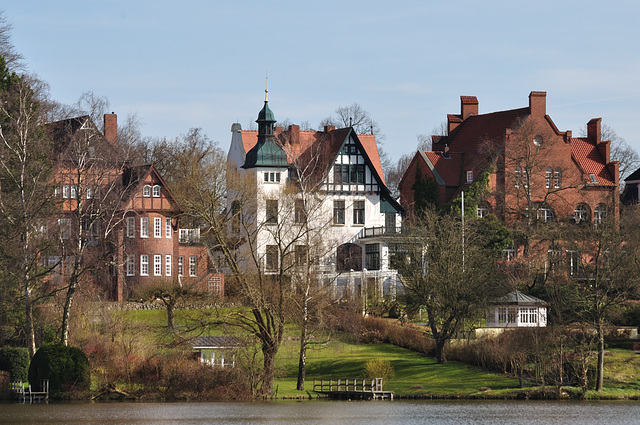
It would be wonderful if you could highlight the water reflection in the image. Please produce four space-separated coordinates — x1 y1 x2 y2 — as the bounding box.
2 400 640 425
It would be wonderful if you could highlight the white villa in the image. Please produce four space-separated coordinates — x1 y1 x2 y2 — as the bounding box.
225 93 405 300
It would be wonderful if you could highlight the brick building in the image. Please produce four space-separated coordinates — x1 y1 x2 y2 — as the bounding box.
46 114 221 301
399 91 619 227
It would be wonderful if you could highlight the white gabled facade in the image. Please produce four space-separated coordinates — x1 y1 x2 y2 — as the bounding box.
225 97 405 301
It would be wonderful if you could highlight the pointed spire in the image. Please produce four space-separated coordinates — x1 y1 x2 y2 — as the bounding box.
265 72 269 102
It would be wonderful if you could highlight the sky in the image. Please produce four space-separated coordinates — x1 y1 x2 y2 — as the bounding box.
2 1 640 165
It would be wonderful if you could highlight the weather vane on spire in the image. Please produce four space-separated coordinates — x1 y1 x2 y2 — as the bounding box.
265 72 269 102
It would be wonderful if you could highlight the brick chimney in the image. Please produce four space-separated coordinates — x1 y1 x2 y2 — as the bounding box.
529 91 547 117
104 113 117 145
587 118 602 144
460 96 478 120
288 124 300 145
324 125 335 133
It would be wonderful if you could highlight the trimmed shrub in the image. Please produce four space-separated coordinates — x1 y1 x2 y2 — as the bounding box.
0 346 29 381
28 345 90 396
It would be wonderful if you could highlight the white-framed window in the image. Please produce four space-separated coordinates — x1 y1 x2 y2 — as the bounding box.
153 185 161 197
154 254 162 276
189 256 197 277
140 217 149 238
554 168 561 189
537 205 554 223
594 204 607 225
70 185 78 199
62 185 70 199
263 172 281 183
140 254 149 276
545 167 552 189
567 250 581 276
154 217 162 238
165 217 172 238
477 204 489 218
353 200 365 225
126 217 135 238
178 256 184 277
466 170 473 184
265 246 278 271
126 255 135 276
86 186 94 199
58 218 72 239
333 200 345 225
143 185 152 197
514 167 521 188
165 255 171 276
574 204 589 224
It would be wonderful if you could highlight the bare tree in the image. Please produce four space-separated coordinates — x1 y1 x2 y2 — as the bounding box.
0 62 56 357
398 209 504 363
0 11 25 72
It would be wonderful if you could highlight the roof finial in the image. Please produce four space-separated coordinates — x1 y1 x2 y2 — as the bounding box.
265 72 269 102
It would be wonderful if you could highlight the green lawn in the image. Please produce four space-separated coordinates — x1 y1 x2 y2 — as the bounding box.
273 337 521 398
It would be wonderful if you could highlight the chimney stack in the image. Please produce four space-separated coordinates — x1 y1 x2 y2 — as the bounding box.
104 113 117 145
529 91 547 117
288 124 300 145
460 96 478 120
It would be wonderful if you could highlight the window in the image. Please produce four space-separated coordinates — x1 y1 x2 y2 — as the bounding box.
126 217 135 238
265 246 278 271
294 199 306 224
574 204 589 224
178 256 184 277
63 185 70 199
514 166 522 188
477 204 489 218
554 168 561 189
537 205 554 223
334 164 365 184
333 200 345 225
143 185 151 197
165 255 171 276
83 218 100 241
594 204 606 225
265 200 278 224
166 217 172 238
140 255 149 276
55 186 62 197
503 248 516 261
154 255 162 276
567 250 581 276
466 170 473 184
70 185 77 199
189 256 197 277
533 135 543 146
589 174 598 184
545 167 552 189
498 307 508 324
365 243 380 271
263 172 281 183
385 213 397 234
295 245 308 267
154 217 162 238
58 218 71 239
152 185 161 197
353 200 365 225
126 255 135 276
86 186 94 199
140 217 149 238
520 307 538 324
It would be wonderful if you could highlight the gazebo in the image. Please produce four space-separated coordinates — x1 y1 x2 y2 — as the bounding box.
486 291 547 328
192 336 243 368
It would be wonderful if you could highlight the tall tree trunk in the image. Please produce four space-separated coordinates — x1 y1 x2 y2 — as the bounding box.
166 300 175 330
261 342 278 398
61 274 78 346
23 278 36 357
596 322 605 392
435 338 447 364
297 317 308 391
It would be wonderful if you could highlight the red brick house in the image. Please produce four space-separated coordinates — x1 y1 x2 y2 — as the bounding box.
399 91 619 227
46 114 221 301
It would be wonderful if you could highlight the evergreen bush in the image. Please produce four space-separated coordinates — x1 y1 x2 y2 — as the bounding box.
28 345 90 395
0 346 29 381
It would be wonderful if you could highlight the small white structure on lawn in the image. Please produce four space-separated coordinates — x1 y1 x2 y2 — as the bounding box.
192 336 242 368
486 291 547 328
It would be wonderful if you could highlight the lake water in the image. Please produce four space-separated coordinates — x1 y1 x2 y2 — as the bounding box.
2 400 640 425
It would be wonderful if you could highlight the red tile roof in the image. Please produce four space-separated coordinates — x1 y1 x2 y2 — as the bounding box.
423 151 464 186
570 137 615 186
240 128 386 185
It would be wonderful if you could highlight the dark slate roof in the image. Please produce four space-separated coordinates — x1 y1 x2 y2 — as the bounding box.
191 336 243 349
243 137 289 167
625 167 640 182
491 290 547 306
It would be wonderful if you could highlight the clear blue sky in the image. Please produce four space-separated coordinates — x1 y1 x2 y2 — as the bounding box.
3 1 639 163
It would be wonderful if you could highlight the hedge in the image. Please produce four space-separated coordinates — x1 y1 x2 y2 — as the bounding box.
28 345 90 395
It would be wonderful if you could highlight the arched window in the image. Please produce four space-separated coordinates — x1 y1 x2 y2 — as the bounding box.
594 204 607 225
142 185 151 197
533 135 543 146
537 205 555 223
574 204 590 224
545 167 552 189
515 166 522 188
152 185 161 197
554 168 562 189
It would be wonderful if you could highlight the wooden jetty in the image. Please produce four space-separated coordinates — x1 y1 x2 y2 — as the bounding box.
313 378 393 400
10 379 49 403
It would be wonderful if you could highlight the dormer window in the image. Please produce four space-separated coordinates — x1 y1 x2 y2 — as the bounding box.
589 174 598 184
143 185 152 197
153 185 161 197
466 171 473 184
